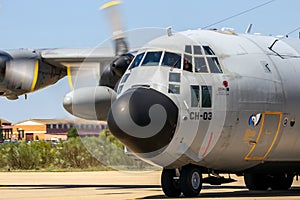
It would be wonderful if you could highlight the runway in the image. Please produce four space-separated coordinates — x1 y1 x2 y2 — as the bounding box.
1 171 300 200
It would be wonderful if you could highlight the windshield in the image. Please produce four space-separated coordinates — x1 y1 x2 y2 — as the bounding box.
162 52 181 68
127 48 222 74
129 52 145 69
129 50 182 69
141 51 162 66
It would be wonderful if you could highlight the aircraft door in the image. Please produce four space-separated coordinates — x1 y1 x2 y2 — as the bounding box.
245 112 282 161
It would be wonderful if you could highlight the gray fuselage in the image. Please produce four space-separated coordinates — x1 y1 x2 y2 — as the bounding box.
109 29 300 174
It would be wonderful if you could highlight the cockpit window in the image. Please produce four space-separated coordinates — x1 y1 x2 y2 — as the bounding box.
129 52 145 69
183 54 193 72
207 57 223 73
162 52 181 68
126 46 223 74
195 57 208 73
203 46 215 55
185 45 192 54
141 51 162 66
193 45 202 55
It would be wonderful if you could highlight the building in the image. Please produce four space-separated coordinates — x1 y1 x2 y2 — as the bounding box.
7 119 107 142
0 119 13 142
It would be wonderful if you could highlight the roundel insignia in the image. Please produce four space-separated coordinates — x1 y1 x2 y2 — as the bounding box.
283 117 288 127
248 113 262 127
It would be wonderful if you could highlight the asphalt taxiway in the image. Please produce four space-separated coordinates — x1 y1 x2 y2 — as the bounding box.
1 171 300 200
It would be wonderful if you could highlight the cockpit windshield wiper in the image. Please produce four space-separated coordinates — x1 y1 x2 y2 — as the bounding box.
172 57 181 69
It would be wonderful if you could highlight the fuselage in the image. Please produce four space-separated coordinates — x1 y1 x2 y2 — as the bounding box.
107 29 300 174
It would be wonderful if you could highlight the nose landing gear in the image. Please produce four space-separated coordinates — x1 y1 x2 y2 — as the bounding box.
161 169 181 197
161 165 203 198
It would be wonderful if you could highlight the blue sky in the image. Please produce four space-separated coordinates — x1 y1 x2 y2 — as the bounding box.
0 0 299 123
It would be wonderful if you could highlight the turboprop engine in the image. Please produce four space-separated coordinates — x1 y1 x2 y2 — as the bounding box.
0 49 65 100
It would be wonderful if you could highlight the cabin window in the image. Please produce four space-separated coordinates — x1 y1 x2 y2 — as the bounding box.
168 84 180 94
129 52 145 69
169 72 181 82
191 85 200 107
162 52 181 68
202 85 212 108
141 51 162 66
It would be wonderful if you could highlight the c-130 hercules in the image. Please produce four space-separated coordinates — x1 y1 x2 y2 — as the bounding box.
2 0 300 197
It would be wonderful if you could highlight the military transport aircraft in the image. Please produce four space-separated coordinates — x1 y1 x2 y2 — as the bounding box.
2 0 300 198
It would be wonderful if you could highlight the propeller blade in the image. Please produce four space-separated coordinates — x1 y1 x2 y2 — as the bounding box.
100 0 128 57
66 64 74 90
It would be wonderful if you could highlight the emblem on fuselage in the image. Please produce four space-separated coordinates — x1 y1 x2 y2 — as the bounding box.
248 113 262 127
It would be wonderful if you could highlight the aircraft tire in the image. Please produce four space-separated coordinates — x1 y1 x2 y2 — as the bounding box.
244 173 270 190
271 174 294 190
180 165 202 197
161 169 181 197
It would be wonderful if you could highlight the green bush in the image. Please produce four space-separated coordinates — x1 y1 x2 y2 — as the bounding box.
0 130 156 171
54 137 101 169
4 142 39 170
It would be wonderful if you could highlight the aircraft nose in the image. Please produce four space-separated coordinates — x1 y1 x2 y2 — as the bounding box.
107 87 178 154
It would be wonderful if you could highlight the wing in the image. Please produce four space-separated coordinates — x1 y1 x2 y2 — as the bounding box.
40 47 115 90
40 47 114 66
0 0 129 100
0 47 115 99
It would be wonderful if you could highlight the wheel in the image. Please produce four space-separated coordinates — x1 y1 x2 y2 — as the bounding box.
271 174 294 190
180 165 202 197
161 168 181 197
244 173 271 190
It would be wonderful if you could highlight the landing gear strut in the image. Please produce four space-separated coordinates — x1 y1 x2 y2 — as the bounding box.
161 165 202 197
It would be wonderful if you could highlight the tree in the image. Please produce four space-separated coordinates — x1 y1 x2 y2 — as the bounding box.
0 120 3 142
67 127 79 139
0 132 3 142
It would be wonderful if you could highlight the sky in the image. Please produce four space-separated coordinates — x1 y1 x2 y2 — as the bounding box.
0 0 299 123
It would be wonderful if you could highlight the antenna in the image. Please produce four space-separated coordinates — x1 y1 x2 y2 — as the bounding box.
167 27 173 37
245 24 253 34
202 0 275 29
286 27 300 38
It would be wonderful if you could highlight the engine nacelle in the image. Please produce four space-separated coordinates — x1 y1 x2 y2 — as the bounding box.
63 86 117 121
0 49 66 99
111 53 134 77
99 53 133 89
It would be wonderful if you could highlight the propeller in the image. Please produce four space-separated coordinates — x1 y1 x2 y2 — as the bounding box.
63 0 133 121
63 2 166 172
100 0 128 56
99 0 133 89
